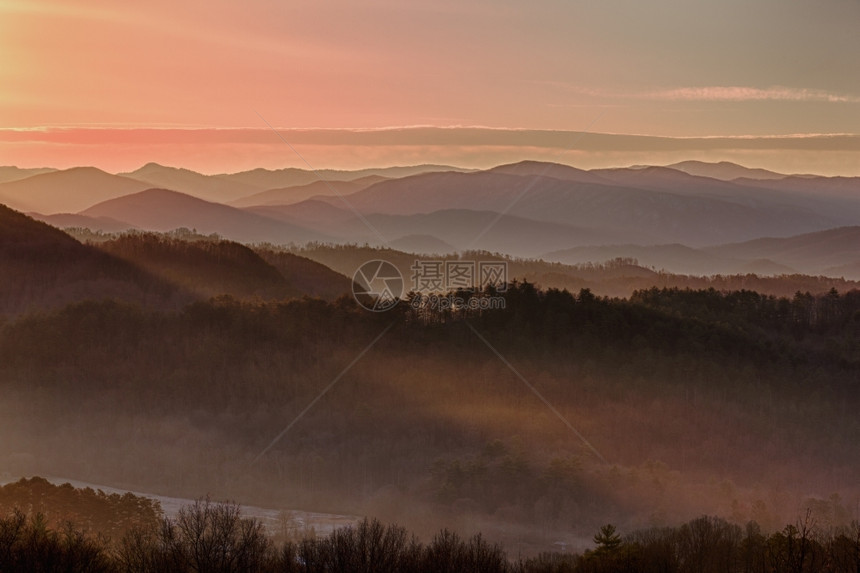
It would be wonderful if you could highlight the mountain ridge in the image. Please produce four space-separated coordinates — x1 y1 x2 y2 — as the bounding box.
81 188 331 245
0 167 152 214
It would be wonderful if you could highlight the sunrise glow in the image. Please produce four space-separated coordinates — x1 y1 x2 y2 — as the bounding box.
2 0 860 173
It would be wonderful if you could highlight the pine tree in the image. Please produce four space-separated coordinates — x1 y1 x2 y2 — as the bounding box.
593 523 622 553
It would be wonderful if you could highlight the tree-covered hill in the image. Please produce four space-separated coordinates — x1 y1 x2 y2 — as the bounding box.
0 476 161 540
1 283 857 551
0 204 180 315
0 207 353 316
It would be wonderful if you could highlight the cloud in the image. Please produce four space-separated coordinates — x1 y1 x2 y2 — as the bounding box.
3 126 859 151
649 86 860 103
538 83 860 105
2 126 860 175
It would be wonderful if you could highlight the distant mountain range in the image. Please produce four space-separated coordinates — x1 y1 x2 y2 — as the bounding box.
545 227 860 279
81 188 329 245
229 176 386 208
2 159 859 279
119 163 262 204
303 165 841 246
0 167 152 214
0 166 57 184
215 163 472 191
703 226 860 277
665 160 787 181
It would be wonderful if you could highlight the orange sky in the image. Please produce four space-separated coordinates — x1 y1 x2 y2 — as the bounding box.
2 0 860 174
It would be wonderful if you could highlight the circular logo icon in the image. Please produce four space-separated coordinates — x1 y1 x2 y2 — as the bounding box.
352 260 404 312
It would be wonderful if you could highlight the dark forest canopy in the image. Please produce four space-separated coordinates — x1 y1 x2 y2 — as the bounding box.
0 211 352 316
0 477 160 541
1 283 858 552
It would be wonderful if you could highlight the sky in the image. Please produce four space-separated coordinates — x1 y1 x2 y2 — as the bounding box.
2 0 859 174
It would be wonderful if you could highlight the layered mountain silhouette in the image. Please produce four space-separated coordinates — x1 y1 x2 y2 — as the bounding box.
487 159 611 184
81 188 329 244
120 163 261 204
388 234 456 254
703 226 860 278
0 166 57 184
545 227 860 279
666 160 787 181
217 164 470 192
305 165 840 246
267 207 626 257
243 200 358 227
230 176 386 208
0 167 151 214
3 159 859 279
544 243 741 276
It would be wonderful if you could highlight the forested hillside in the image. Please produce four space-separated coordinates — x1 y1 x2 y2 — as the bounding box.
289 243 860 298
0 477 161 540
0 205 180 315
1 281 857 551
0 210 352 316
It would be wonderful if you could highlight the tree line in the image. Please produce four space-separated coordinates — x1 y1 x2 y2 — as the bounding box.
3 497 860 572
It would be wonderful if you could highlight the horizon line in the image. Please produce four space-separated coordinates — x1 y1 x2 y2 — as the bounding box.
2 125 859 140
0 157 836 179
